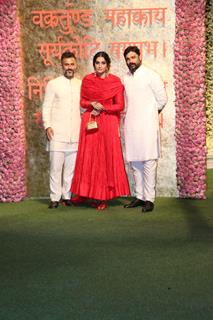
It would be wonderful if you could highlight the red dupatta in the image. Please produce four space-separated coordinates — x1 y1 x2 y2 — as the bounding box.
81 73 123 102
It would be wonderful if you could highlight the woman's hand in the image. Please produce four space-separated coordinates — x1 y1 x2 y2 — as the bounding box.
91 101 104 111
91 109 101 116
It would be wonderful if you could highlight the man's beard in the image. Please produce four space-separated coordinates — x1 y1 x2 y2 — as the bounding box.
128 63 140 74
64 69 74 79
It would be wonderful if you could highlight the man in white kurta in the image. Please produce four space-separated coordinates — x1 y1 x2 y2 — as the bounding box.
123 46 167 212
42 51 81 209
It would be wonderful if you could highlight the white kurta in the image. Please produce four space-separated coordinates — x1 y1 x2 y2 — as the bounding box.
123 65 167 162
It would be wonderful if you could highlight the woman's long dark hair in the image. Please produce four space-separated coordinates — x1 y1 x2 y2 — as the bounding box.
93 51 111 69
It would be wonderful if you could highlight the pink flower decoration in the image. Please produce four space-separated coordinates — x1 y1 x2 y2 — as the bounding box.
174 0 207 199
0 0 26 202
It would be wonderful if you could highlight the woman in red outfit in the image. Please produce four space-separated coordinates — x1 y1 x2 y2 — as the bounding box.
71 51 130 210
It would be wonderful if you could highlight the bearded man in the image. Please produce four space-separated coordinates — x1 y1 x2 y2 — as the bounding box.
123 46 167 213
42 51 81 209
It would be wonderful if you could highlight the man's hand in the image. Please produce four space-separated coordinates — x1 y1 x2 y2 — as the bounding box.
46 127 54 141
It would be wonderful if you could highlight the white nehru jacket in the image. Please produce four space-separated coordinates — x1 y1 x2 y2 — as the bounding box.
42 75 82 146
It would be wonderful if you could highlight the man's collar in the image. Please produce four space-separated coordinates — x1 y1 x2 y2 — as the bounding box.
127 64 143 76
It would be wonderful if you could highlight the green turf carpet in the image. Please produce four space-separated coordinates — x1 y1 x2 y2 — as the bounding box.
0 170 212 320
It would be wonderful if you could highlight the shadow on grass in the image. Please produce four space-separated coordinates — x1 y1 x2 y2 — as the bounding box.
35 197 128 208
177 198 213 241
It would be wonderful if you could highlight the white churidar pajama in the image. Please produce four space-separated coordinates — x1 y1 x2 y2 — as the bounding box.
49 145 77 201
131 160 157 203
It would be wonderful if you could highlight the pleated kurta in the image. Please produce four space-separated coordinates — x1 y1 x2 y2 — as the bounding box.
123 65 167 162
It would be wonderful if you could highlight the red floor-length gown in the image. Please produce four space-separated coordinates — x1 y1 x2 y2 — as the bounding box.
71 73 130 200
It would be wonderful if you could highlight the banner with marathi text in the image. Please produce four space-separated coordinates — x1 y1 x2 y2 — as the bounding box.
18 0 177 197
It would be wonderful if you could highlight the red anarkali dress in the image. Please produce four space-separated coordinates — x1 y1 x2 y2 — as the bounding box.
71 73 130 200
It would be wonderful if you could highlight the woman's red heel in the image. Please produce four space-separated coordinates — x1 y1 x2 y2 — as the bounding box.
96 201 107 210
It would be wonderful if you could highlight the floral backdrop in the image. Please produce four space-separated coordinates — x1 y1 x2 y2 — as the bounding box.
174 0 207 199
0 0 26 202
0 0 212 201
206 0 213 155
